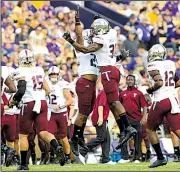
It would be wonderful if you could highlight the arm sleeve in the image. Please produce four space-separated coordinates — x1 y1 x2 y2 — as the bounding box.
13 80 27 102
98 92 107 106
139 92 148 108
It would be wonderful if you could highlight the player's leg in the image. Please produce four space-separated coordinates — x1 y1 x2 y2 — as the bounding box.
35 100 66 166
57 112 75 163
1 105 15 167
16 102 35 170
170 131 180 162
71 78 96 155
100 66 136 148
166 112 180 162
147 100 170 168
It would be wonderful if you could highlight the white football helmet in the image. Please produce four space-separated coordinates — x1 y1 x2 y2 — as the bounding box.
48 66 60 83
18 49 35 65
91 18 110 36
147 44 167 62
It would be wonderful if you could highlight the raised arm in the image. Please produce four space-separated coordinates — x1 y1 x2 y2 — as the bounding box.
75 5 83 45
63 32 103 53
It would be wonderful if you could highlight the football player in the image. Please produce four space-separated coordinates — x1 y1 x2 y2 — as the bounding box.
47 66 75 163
63 18 137 149
68 7 99 156
9 49 66 170
146 44 180 168
1 66 16 167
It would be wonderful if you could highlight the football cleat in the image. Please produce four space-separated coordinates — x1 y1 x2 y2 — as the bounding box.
15 165 29 171
55 146 66 166
5 148 15 167
149 158 167 168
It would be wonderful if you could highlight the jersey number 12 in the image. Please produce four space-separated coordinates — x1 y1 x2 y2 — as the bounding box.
165 71 175 86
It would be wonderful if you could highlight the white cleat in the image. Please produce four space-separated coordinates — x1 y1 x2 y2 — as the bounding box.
133 160 140 163
118 159 130 163
79 153 86 165
102 161 116 165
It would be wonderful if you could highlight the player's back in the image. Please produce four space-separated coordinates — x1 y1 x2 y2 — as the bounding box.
93 29 117 67
148 60 176 101
14 66 45 103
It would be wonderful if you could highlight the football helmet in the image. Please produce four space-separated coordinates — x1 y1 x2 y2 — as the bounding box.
18 49 35 65
48 66 60 83
147 44 167 62
91 18 110 36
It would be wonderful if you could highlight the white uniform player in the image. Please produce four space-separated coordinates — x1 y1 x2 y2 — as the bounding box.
147 60 176 101
92 28 117 67
13 66 45 104
77 29 99 76
48 80 69 114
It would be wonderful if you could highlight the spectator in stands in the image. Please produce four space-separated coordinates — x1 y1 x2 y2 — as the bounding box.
114 26 127 43
46 37 61 57
164 14 175 37
70 62 78 78
170 26 180 49
15 24 29 49
137 44 148 69
149 23 160 49
136 16 152 50
119 75 148 163
122 30 139 57
124 14 138 31
147 6 159 25
166 48 178 62
138 7 147 22
60 62 73 82
2 25 15 44
157 14 167 37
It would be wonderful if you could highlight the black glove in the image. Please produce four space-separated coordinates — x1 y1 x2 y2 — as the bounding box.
63 32 75 44
146 87 155 95
120 48 130 60
75 5 80 25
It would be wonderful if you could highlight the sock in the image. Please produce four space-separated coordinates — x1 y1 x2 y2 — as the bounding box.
72 125 81 142
174 146 180 156
152 143 164 160
116 119 125 132
20 151 27 166
50 139 59 150
79 123 86 139
120 114 130 128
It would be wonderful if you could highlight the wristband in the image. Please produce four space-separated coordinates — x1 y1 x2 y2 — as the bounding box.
69 38 75 45
75 22 81 26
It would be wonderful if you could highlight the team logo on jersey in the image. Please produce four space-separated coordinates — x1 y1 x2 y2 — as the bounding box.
123 94 126 96
133 93 137 97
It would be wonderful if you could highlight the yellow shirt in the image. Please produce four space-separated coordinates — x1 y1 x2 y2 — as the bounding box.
147 12 158 25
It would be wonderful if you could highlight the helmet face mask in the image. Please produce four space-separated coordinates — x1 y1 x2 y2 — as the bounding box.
147 44 167 63
18 49 35 66
91 19 110 36
48 66 60 83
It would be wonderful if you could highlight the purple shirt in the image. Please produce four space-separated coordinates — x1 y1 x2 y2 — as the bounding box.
46 43 61 56
166 56 178 62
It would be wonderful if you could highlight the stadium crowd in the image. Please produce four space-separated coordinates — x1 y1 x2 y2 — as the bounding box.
1 0 180 169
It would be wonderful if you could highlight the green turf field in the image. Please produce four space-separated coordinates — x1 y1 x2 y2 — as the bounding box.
2 163 180 171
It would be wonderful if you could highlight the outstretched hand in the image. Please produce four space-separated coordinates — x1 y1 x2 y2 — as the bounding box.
75 5 80 24
63 32 74 44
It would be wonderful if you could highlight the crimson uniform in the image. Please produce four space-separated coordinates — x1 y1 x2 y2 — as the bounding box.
147 60 180 131
13 66 48 135
119 87 148 121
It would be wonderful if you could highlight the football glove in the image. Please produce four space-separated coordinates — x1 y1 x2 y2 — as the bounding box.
146 87 155 95
63 32 75 44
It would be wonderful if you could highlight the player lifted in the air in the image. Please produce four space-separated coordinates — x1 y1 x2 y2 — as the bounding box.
63 16 137 149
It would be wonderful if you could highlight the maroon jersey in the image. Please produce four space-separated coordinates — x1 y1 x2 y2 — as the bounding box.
119 87 148 121
91 90 110 126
